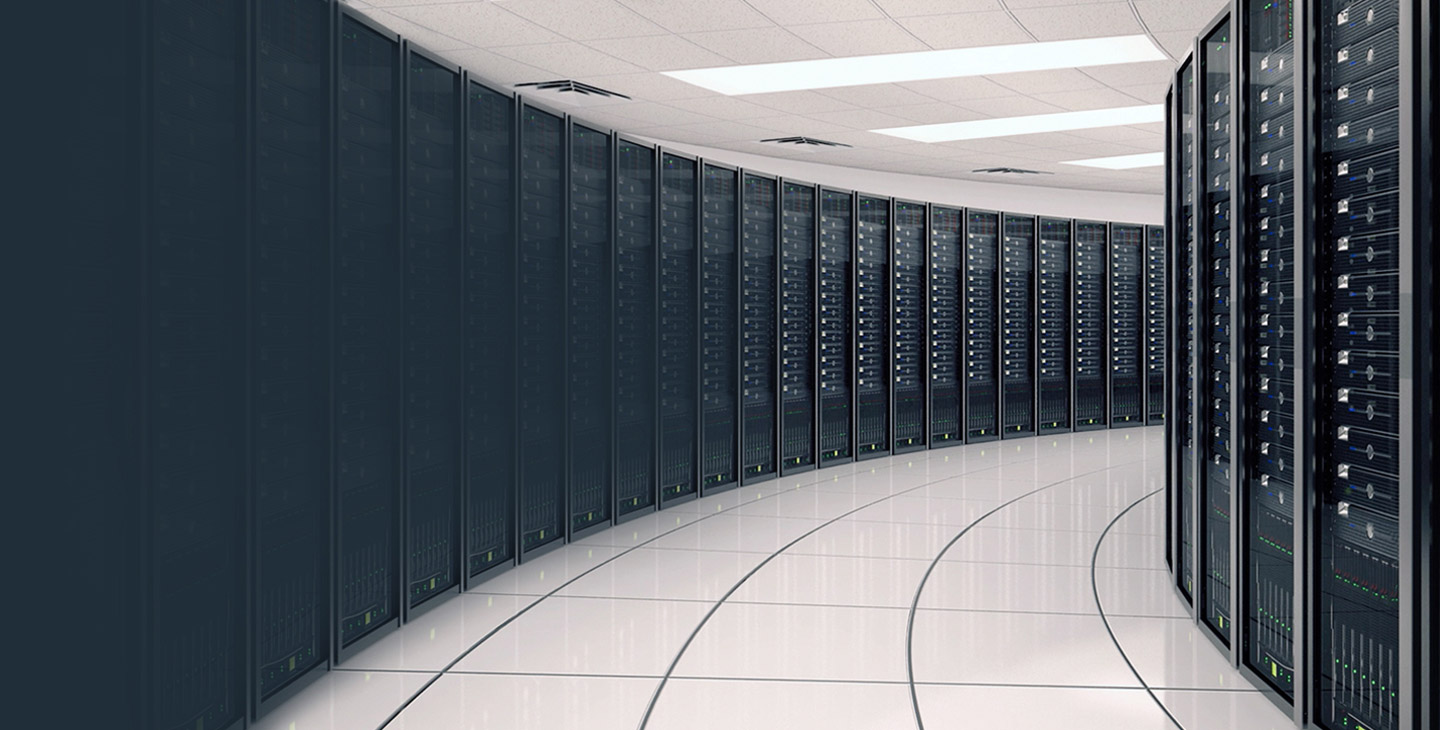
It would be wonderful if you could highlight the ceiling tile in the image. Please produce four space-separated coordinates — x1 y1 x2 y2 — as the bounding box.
1029 86 1151 110
359 9 470 51
743 0 884 26
988 68 1103 95
580 72 719 101
787 20 931 56
808 107 916 130
612 0 774 33
489 43 646 78
445 47 551 86
682 27 830 63
1063 125 1164 144
1132 0 1229 32
884 102 985 124
593 101 719 126
665 95 782 120
499 0 670 41
796 129 914 148
1152 30 1197 60
1077 59 1177 88
1009 2 1142 40
745 115 855 136
1051 140 1156 157
586 35 733 71
956 95 1066 117
816 83 935 109
1003 0 1127 7
385 3 565 47
898 76 1017 101
657 119 788 141
871 0 1000 18
747 90 860 115
897 11 1032 49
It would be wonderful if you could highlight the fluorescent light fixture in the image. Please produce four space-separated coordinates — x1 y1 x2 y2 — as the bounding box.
663 35 1166 95
873 105 1165 142
1061 152 1165 170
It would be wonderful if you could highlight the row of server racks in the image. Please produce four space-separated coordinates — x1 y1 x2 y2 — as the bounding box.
1164 1 1437 729
51 1 1180 727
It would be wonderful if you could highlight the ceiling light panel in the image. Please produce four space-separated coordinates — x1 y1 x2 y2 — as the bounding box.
1060 151 1165 169
873 104 1165 142
662 35 1167 95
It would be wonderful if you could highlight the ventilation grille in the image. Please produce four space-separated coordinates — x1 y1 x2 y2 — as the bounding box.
514 79 631 100
970 167 1053 175
759 136 853 148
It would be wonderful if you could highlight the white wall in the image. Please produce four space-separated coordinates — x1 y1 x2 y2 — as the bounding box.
637 137 1165 226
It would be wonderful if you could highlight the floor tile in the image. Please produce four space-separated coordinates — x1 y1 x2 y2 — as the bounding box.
728 553 930 608
646 678 913 730
919 560 1098 614
788 519 956 560
343 593 530 671
914 684 1175 730
250 670 434 730
910 608 1141 688
1095 565 1193 618
673 602 909 682
1108 615 1261 690
558 548 767 601
469 544 625 596
387 673 657 730
642 513 824 553
1155 688 1297 730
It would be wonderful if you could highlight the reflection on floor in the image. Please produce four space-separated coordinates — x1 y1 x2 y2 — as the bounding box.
254 427 1294 730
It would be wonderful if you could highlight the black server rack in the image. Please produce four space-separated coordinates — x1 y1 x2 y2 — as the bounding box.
1146 224 1168 425
1239 0 1299 699
930 206 965 445
1198 17 1234 644
1176 57 1199 603
1073 220 1109 431
741 174 779 482
147 0 248 725
251 0 331 709
462 81 514 579
402 50 461 609
818 189 855 464
893 200 928 452
1037 217 1073 434
1109 223 1145 427
568 124 612 534
855 195 891 459
700 163 739 492
615 140 658 516
659 152 699 503
517 105 566 554
965 209 1001 442
335 10 401 659
780 181 818 473
1001 214 1037 438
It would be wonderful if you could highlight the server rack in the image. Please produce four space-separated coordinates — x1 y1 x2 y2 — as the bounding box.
1166 87 1175 575
462 79 515 583
1073 220 1109 432
334 7 402 663
658 151 699 504
1037 217 1073 434
893 199 928 452
251 0 332 712
740 173 779 483
780 181 818 474
614 139 658 517
700 162 740 493
1237 0 1301 704
1174 55 1200 605
568 122 612 536
1146 224 1168 425
930 205 965 445
965 209 1001 442
818 188 855 465
1001 213 1037 438
401 46 462 611
855 195 892 459
147 0 249 725
517 104 566 556
1109 223 1145 428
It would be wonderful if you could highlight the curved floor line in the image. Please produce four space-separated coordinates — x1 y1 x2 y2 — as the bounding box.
1090 488 1186 729
369 461 903 729
633 450 1060 729
902 458 1152 730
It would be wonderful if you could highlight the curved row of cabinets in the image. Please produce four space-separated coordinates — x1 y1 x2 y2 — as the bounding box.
1164 2 1436 729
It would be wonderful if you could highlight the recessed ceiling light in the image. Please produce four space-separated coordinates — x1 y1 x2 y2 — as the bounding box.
1061 152 1165 170
662 35 1166 95
872 105 1164 143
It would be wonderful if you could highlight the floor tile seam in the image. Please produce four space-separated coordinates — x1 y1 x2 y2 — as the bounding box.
903 456 1156 730
632 544 1173 571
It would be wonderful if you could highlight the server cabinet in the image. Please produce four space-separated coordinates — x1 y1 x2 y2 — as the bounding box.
741 174 779 482
855 195 892 458
147 0 248 725
780 181 818 473
1109 223 1145 427
1073 220 1109 431
1175 57 1199 603
700 163 739 492
568 124 612 534
659 152 699 503
1001 214 1037 438
463 81 514 579
1198 16 1234 644
965 210 1000 442
252 0 331 709
818 189 855 464
1239 0 1299 700
402 49 461 608
1037 217 1073 434
1146 224 1168 424
335 10 402 659
893 200 928 452
517 105 566 554
615 140 658 516
930 206 965 445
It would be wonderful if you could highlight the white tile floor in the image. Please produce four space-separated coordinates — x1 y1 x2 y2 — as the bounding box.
254 427 1296 730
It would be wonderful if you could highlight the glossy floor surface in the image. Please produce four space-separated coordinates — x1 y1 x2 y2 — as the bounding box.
255 427 1293 730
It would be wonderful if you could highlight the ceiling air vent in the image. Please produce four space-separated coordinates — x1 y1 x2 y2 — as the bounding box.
513 80 631 107
970 167 1053 175
759 136 854 149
